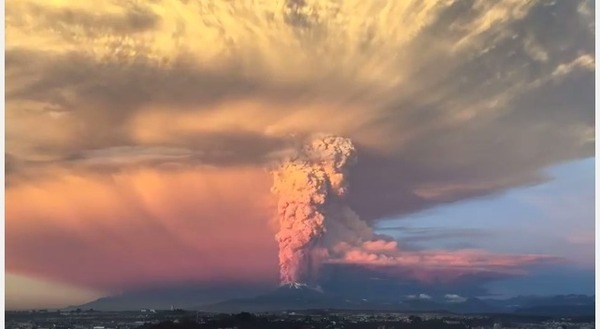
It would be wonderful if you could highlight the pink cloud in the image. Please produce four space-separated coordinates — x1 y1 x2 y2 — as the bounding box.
327 241 561 283
6 167 279 292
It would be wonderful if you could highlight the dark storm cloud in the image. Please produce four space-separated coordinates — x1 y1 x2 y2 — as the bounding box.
6 0 594 222
7 0 595 220
5 47 344 161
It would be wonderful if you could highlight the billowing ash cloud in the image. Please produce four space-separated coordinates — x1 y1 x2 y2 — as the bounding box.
271 134 356 284
271 134 556 285
272 135 558 285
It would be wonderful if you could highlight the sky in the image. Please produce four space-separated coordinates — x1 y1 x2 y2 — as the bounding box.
5 0 595 310
375 157 595 297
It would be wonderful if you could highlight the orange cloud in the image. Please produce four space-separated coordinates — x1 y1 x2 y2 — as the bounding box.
6 166 279 292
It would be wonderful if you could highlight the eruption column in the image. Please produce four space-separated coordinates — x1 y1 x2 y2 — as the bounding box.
271 135 356 285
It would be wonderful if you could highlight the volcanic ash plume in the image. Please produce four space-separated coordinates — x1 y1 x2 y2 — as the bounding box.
271 135 356 285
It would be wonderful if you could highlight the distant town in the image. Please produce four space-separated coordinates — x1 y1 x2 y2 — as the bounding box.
5 308 595 329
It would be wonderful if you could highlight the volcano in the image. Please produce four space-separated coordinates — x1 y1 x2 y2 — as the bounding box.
198 283 416 312
72 286 594 315
198 282 345 312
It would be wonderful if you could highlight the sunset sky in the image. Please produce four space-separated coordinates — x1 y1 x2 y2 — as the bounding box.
5 0 595 310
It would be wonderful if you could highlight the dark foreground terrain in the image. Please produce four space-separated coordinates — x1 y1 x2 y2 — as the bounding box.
6 309 595 329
